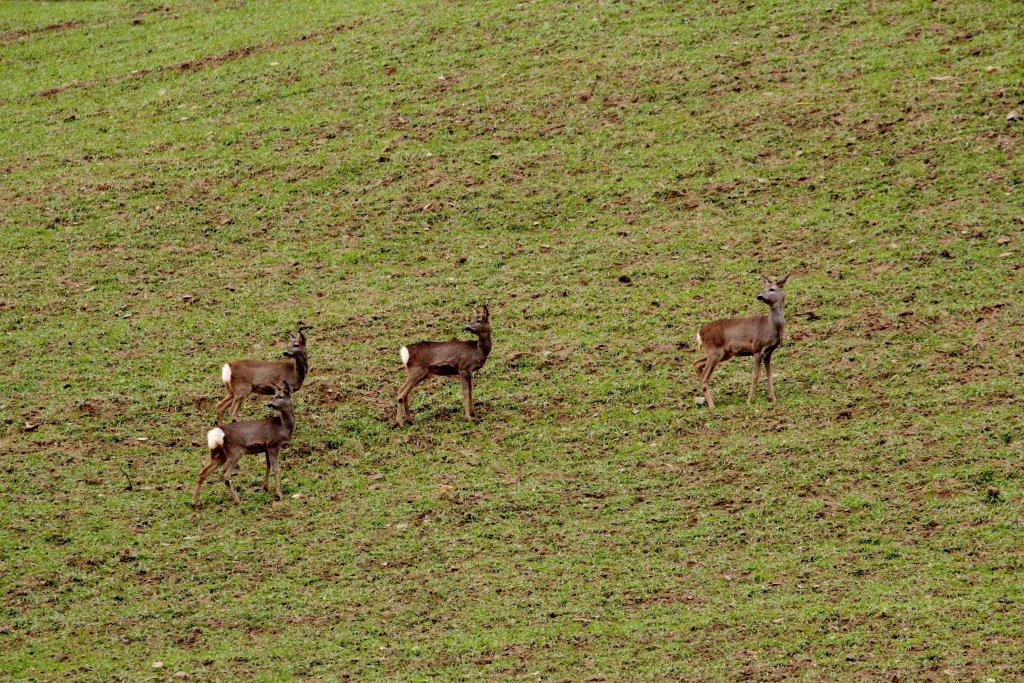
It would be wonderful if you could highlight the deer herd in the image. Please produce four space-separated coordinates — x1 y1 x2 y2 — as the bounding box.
193 276 792 508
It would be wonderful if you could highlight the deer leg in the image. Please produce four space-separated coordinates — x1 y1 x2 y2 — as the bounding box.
193 452 225 509
228 386 250 422
263 453 271 492
460 371 474 419
764 351 776 402
395 376 414 425
699 354 721 409
268 448 283 501
214 393 233 424
393 376 409 423
747 352 763 405
396 367 427 425
221 448 244 504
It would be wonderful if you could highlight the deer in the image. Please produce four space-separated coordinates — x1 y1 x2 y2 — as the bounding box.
396 305 492 425
194 383 296 508
214 326 309 423
694 273 791 408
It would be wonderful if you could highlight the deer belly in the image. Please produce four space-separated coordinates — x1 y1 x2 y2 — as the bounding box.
729 339 760 357
430 365 459 376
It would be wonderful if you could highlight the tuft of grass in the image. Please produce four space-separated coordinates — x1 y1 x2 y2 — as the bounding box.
2 0 1024 679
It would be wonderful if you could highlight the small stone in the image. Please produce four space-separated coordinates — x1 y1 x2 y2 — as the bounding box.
151 661 164 670
173 672 188 680
1008 110 1020 121
694 396 707 406
291 493 302 499
395 522 409 531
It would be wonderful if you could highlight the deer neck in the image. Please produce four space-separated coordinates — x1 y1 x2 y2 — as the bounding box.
476 332 492 359
768 303 785 332
291 351 308 389
278 407 296 436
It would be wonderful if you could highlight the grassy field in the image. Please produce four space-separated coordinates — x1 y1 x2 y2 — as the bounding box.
3 0 1024 679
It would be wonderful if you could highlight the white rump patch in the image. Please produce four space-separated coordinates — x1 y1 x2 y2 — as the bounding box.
221 363 231 384
400 346 410 367
207 427 225 450
695 331 703 349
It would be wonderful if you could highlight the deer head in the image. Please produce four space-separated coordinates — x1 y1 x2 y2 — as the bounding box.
266 383 293 411
465 304 490 336
756 273 790 308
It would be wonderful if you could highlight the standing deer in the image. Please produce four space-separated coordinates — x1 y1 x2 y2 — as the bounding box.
694 273 791 408
396 305 492 425
194 383 296 508
214 327 309 423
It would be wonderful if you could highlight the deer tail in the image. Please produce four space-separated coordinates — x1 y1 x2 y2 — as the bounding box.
207 427 225 451
400 346 410 368
221 363 232 384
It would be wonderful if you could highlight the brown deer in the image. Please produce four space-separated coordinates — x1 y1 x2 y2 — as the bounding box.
194 383 296 508
694 273 791 408
396 305 492 425
214 327 309 423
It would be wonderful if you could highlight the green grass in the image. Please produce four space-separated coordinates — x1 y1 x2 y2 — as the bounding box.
2 0 1024 679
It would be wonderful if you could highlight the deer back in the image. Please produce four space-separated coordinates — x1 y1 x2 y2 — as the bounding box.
699 315 775 356
228 359 298 393
221 412 292 451
406 340 485 373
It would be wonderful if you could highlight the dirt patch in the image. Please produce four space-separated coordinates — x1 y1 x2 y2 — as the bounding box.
1 6 174 46
0 20 87 46
304 381 351 409
75 397 130 418
33 20 362 100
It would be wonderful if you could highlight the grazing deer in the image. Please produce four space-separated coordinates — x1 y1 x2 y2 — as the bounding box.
396 305 492 425
214 327 309 423
194 383 296 508
694 273 791 408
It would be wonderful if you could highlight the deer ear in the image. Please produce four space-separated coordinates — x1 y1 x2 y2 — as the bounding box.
480 304 489 319
282 381 292 395
760 274 773 285
298 330 306 344
777 272 792 287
